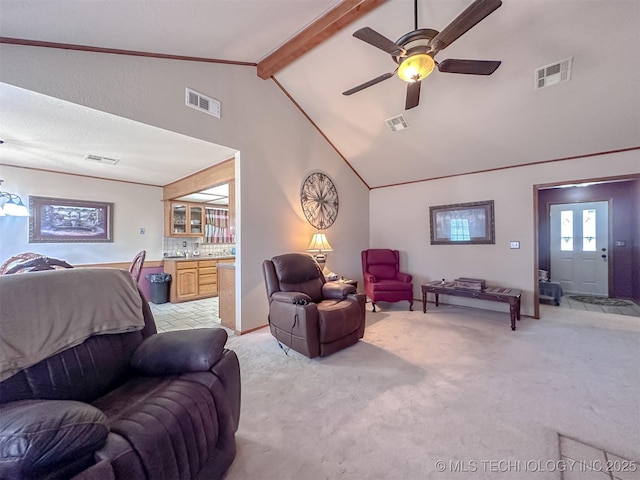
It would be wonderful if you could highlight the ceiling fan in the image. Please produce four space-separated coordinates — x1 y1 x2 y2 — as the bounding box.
342 0 502 110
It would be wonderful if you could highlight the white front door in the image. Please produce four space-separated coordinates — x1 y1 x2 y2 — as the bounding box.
550 201 609 295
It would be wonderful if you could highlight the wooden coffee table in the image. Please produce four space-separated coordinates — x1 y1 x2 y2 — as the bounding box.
421 282 522 330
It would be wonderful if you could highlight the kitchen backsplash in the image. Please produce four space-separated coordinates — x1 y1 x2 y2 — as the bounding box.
163 237 235 258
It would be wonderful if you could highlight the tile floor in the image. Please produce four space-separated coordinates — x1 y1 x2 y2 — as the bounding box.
149 297 235 336
559 434 639 480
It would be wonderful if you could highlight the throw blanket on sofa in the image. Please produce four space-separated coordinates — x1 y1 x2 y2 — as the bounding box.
0 268 145 381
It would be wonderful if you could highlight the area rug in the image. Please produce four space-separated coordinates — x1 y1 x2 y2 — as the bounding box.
569 295 634 306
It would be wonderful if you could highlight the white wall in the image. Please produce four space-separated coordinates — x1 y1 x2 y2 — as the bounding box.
370 149 639 317
0 44 370 332
0 165 163 264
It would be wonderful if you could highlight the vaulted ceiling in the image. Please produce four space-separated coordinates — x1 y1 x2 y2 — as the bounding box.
1 0 639 189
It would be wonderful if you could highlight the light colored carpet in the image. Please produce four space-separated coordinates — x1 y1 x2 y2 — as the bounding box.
223 303 640 479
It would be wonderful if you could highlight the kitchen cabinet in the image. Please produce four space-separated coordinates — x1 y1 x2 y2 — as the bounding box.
197 259 218 297
218 262 235 330
163 257 234 303
174 261 198 300
165 202 204 236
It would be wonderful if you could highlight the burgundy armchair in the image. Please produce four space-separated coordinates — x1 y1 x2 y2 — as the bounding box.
361 249 414 312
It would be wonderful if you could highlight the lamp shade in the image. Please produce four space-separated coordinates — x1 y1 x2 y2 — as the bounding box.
2 198 29 216
0 180 30 217
306 233 333 252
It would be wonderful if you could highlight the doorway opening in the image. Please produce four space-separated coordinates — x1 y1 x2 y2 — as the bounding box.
533 175 640 319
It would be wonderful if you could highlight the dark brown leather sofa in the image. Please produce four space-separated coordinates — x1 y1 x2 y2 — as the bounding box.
262 253 366 358
0 268 240 480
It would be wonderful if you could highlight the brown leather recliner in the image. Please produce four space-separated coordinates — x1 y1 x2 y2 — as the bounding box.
0 268 240 480
262 253 366 358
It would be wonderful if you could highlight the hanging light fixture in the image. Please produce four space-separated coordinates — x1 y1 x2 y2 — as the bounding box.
397 52 435 83
0 180 30 216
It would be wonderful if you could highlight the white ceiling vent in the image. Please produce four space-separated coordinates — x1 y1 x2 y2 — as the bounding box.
185 88 221 118
535 57 573 90
385 114 409 132
84 154 119 165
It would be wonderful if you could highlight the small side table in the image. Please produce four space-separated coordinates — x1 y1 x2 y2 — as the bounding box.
330 278 358 289
539 281 563 306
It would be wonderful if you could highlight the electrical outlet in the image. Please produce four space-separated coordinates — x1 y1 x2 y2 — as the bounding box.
510 241 520 249
182 241 187 248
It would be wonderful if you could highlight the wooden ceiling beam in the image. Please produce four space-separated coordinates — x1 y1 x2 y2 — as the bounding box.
256 0 388 80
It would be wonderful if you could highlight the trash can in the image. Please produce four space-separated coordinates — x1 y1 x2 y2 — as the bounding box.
146 273 171 304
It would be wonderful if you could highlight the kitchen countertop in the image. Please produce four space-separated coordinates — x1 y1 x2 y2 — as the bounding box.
163 256 235 262
216 262 235 268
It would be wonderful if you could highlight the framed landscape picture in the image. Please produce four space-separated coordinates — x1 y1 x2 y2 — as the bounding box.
29 196 114 243
429 200 495 245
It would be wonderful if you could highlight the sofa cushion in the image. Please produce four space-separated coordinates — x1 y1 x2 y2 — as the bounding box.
322 282 356 299
368 264 397 280
365 249 398 264
92 374 222 480
279 279 323 303
272 253 319 283
317 300 363 344
0 400 108 478
131 328 228 375
0 268 145 383
272 254 324 302
0 331 147 405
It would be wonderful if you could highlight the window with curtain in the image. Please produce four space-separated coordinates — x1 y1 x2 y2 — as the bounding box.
204 208 233 243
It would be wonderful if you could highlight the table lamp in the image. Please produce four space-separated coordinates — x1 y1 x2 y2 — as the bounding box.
306 232 333 276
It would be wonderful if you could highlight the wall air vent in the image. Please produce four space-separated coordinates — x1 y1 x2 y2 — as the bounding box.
185 88 221 118
535 57 573 90
385 114 409 132
84 154 119 165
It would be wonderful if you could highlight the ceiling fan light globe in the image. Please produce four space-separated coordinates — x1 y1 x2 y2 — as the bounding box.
397 54 435 82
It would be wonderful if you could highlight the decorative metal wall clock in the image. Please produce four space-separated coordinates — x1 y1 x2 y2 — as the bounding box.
300 172 339 230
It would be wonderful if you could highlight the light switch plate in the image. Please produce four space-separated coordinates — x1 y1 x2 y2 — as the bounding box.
510 241 520 249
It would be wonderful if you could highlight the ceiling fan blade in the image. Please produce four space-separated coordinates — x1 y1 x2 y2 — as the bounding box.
353 27 406 56
438 59 501 75
431 0 502 53
405 81 421 110
342 72 395 96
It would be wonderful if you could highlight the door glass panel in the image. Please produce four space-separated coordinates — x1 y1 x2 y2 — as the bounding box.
582 209 596 251
190 206 203 234
560 210 573 251
172 204 187 234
